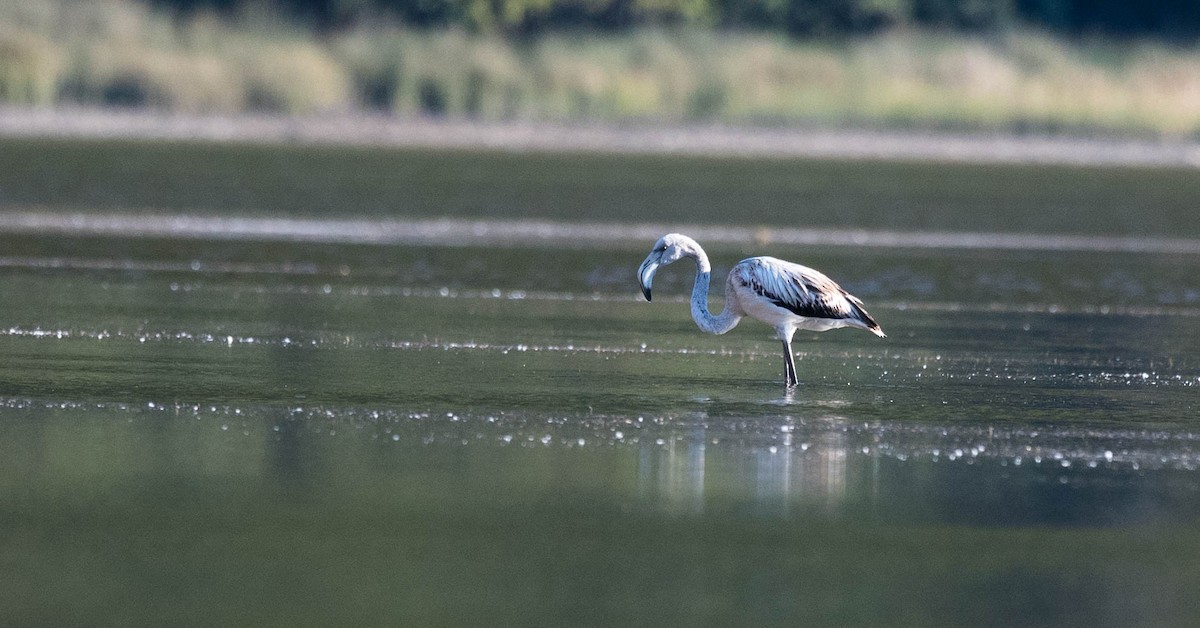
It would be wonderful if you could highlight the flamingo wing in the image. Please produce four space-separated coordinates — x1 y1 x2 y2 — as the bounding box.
736 257 881 330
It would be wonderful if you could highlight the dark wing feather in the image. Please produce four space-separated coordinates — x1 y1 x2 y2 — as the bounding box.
739 257 880 329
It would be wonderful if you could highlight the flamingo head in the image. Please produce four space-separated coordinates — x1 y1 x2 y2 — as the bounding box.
637 233 700 302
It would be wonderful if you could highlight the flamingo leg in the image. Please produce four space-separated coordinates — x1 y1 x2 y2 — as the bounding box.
781 339 798 387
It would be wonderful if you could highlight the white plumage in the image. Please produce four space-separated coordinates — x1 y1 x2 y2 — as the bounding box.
637 233 884 387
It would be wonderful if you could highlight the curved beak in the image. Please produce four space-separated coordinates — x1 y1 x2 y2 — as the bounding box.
637 253 660 302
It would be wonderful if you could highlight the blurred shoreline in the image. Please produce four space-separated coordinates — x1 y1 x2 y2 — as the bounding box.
5 106 1200 169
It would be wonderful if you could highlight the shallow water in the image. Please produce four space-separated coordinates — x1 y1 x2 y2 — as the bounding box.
2 140 1200 624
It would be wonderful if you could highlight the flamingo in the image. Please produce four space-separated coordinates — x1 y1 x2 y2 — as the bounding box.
637 233 884 387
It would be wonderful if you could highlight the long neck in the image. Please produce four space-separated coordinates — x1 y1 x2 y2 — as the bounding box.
688 248 740 335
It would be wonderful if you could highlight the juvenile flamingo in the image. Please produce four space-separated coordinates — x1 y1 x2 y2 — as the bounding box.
638 233 884 387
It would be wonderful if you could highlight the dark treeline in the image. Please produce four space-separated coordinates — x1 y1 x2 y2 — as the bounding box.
149 0 1200 39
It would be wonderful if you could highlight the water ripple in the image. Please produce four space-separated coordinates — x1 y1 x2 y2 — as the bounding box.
3 396 1198 473
4 211 1200 254
3 325 1197 390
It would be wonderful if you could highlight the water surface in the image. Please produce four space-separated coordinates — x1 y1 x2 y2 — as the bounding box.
1 140 1199 625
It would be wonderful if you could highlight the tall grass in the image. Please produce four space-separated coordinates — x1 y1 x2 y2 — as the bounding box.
3 0 1200 136
0 0 354 113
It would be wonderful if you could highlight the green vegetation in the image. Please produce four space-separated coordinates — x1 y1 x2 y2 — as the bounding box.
141 0 1200 41
3 0 1200 134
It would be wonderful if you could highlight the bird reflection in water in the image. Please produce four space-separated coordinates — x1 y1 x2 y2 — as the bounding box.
635 417 853 516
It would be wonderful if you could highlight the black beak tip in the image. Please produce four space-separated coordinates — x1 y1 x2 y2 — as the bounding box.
641 289 652 302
